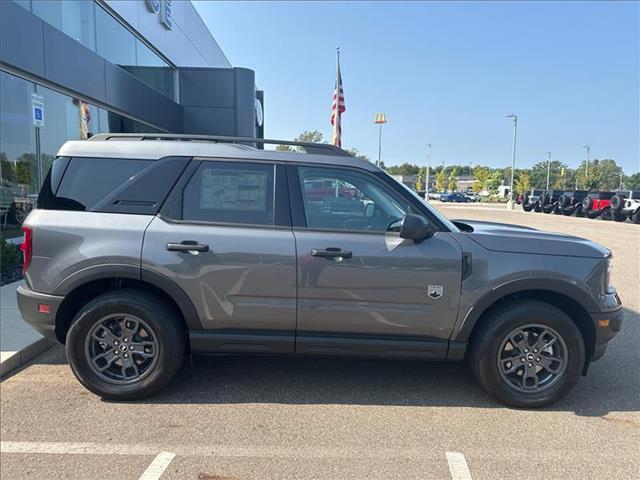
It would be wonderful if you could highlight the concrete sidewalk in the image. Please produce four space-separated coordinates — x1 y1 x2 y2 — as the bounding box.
1 281 54 377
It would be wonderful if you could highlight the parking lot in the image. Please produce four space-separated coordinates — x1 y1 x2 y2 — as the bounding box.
1 205 638 480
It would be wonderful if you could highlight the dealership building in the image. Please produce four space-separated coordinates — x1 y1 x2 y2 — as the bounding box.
1 0 263 230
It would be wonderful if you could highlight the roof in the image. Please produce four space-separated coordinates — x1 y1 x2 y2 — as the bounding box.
57 136 380 172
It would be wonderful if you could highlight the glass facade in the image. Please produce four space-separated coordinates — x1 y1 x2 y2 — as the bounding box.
12 0 176 100
0 71 161 237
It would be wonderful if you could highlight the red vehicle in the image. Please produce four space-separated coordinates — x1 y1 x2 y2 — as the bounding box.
581 191 615 219
303 179 358 201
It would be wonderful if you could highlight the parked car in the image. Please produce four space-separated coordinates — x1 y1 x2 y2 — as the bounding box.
464 192 479 202
556 190 589 216
540 190 565 214
581 191 615 219
440 192 470 203
17 133 623 408
521 189 544 212
610 191 640 223
427 190 441 201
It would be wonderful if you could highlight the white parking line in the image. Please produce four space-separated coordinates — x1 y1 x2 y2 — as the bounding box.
2 440 473 479
446 451 473 480
0 441 157 456
138 451 176 480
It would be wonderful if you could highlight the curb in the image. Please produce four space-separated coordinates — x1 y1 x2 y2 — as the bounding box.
0 337 56 378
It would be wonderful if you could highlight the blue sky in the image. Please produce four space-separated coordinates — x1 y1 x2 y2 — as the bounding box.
194 1 639 173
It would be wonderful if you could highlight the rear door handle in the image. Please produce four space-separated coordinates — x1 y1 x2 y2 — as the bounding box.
166 241 209 253
311 247 352 259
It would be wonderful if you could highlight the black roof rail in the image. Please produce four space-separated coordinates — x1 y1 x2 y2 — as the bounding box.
88 133 352 157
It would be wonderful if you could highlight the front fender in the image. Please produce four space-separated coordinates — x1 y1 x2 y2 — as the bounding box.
453 277 600 343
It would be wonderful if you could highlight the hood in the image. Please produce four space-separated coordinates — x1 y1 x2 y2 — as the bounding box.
452 219 610 258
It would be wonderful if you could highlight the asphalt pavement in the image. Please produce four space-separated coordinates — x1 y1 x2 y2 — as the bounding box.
1 205 638 479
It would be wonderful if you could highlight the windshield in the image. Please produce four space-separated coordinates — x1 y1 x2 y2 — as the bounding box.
382 171 460 232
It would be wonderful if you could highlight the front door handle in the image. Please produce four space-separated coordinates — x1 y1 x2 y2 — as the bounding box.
311 247 352 259
166 241 209 253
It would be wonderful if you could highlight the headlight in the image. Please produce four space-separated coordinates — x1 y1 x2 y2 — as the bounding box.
605 258 613 292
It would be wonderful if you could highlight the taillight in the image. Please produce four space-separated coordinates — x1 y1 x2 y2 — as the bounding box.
19 226 32 274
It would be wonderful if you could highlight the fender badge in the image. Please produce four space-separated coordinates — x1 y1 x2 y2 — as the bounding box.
428 285 443 299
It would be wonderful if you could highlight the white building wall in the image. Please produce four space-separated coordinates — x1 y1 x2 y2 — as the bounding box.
103 0 231 68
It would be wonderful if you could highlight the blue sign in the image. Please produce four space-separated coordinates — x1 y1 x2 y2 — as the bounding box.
31 93 44 127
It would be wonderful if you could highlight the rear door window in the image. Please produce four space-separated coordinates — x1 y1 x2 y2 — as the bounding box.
181 161 275 226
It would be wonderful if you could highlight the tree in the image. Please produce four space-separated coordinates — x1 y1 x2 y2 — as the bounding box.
447 167 458 192
487 171 503 194
529 160 567 189
0 152 17 183
472 166 490 193
625 172 640 190
276 130 324 152
574 160 600 190
386 163 420 176
435 169 447 191
415 169 424 191
344 148 370 162
596 159 623 190
514 172 532 195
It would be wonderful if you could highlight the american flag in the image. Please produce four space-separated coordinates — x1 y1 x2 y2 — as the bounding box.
331 49 345 147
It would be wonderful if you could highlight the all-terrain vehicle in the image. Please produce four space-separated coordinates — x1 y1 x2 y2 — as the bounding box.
17 134 622 408
581 191 615 220
557 190 589 216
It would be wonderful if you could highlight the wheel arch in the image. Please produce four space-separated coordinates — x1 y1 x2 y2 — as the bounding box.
457 283 597 363
53 267 201 344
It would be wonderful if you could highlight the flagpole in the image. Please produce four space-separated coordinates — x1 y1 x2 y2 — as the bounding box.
333 47 341 147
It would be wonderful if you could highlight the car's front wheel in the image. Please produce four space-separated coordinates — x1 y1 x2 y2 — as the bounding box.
66 290 185 401
469 300 585 408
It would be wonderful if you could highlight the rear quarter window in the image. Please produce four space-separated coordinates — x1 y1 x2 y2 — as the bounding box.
38 157 152 211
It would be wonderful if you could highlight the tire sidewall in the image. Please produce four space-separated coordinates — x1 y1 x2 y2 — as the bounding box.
471 301 585 408
66 292 184 400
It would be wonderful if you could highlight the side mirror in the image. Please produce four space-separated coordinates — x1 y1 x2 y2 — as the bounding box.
399 213 432 241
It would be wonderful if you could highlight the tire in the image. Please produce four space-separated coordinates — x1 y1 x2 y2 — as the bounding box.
574 205 584 217
610 195 623 213
582 197 592 212
633 210 640 224
66 290 186 401
534 202 542 213
469 300 585 408
601 208 612 221
613 213 626 222
523 205 533 212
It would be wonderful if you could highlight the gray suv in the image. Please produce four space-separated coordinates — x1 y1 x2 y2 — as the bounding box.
17 134 623 407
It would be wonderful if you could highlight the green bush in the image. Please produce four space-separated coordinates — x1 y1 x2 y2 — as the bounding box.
1 239 21 272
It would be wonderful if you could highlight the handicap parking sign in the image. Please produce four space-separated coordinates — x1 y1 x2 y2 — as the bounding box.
32 93 44 127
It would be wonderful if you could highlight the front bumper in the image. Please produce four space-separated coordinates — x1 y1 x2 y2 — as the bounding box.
16 285 64 342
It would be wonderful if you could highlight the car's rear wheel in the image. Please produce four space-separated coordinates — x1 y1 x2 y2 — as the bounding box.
66 290 185 401
469 300 584 408
534 202 542 213
523 204 533 212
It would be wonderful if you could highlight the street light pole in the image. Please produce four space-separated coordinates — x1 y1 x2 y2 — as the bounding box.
582 144 590 187
425 143 431 201
546 152 551 190
506 113 518 209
